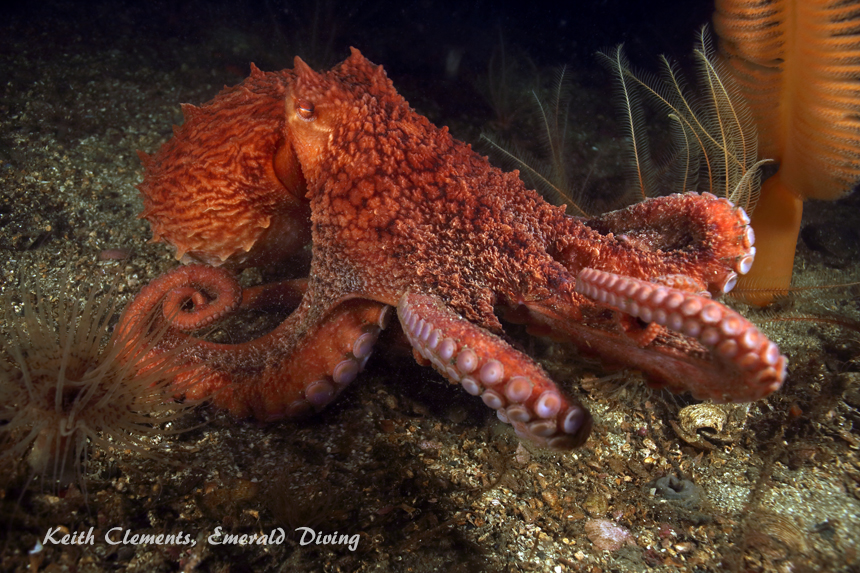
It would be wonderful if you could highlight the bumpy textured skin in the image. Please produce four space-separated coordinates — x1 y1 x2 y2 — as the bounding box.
138 65 310 268
122 49 786 449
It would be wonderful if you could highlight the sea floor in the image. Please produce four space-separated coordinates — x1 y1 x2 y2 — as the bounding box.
1 3 859 572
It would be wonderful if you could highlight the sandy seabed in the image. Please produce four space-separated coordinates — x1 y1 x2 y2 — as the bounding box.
1 3 859 572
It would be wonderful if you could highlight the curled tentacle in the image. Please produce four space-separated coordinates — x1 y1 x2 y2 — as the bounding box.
117 265 242 336
115 266 391 420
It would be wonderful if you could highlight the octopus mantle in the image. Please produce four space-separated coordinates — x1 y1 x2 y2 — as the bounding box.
121 49 787 450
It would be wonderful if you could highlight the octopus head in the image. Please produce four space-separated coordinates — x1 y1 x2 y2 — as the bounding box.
286 48 399 184
285 56 341 182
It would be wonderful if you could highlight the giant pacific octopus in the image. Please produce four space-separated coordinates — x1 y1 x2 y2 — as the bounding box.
121 49 787 450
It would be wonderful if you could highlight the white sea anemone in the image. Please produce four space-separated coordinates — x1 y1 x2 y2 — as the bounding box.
0 266 200 493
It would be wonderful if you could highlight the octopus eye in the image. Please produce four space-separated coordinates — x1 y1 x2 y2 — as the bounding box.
296 99 315 121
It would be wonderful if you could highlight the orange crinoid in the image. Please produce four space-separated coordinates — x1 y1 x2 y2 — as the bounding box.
713 0 860 304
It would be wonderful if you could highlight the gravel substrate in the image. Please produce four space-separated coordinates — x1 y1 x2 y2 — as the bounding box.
2 2 859 572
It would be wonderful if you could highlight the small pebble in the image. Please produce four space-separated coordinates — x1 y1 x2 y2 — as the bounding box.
583 492 608 517
584 518 635 551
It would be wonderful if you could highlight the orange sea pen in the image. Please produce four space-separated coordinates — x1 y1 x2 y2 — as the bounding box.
713 0 860 305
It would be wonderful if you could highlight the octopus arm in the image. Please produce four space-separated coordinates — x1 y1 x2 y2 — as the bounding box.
528 268 786 403
115 266 391 421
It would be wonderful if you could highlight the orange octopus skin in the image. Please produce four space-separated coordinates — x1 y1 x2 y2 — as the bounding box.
123 49 786 450
138 65 311 268
116 265 390 420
